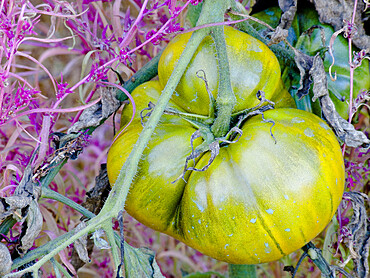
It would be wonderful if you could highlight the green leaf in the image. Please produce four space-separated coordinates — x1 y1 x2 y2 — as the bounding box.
186 3 204 28
124 245 164 278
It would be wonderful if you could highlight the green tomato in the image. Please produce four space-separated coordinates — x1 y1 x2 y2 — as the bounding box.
107 87 344 264
107 26 344 264
158 26 295 115
251 7 370 118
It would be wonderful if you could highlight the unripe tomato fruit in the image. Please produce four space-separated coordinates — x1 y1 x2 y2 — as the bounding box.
107 26 345 264
158 26 295 115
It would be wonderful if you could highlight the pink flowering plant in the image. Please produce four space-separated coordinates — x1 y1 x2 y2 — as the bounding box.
0 0 369 277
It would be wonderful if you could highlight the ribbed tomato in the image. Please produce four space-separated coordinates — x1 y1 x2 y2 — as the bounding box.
107 26 344 264
107 89 344 264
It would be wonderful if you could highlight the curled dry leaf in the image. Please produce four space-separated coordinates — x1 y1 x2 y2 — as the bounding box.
0 167 39 223
0 166 43 255
68 87 121 134
0 243 12 276
18 199 43 255
269 0 297 44
309 55 370 148
341 192 370 277
294 51 370 148
310 0 370 50
74 222 90 264
293 49 314 100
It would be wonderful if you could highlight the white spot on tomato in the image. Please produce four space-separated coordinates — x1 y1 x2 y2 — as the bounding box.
266 209 274 214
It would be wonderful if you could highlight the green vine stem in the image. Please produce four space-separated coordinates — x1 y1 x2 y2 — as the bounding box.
115 50 163 102
229 264 257 278
210 23 236 137
41 187 95 219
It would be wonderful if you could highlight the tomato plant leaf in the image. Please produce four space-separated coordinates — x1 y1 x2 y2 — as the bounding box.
19 199 43 255
308 55 370 148
123 245 164 278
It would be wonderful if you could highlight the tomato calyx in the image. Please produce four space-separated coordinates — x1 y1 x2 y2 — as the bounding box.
140 88 278 183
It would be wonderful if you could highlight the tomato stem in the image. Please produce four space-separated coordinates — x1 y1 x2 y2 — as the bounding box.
228 264 257 278
210 25 237 137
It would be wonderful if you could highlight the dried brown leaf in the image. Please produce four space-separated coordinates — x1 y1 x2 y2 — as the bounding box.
269 0 297 44
18 199 43 255
74 222 90 264
342 192 370 277
310 0 370 50
294 51 370 148
68 87 121 134
0 243 12 276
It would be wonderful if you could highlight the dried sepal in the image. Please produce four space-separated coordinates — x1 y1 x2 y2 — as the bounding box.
91 229 110 250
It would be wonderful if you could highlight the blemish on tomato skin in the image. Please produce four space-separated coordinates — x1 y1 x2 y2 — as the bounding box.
250 218 257 223
266 209 274 214
285 228 290 232
291 117 305 123
264 242 271 254
304 128 314 137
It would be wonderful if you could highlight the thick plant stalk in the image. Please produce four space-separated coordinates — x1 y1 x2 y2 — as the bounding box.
210 25 236 137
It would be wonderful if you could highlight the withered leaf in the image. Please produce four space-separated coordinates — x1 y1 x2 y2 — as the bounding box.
293 49 314 99
0 243 12 276
309 55 370 148
342 192 370 277
294 51 370 148
18 199 43 255
68 87 121 134
0 167 40 221
269 0 297 44
310 0 370 50
74 222 90 264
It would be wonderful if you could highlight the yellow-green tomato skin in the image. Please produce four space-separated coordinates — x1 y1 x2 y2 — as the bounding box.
175 108 344 264
158 26 295 115
107 106 344 264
